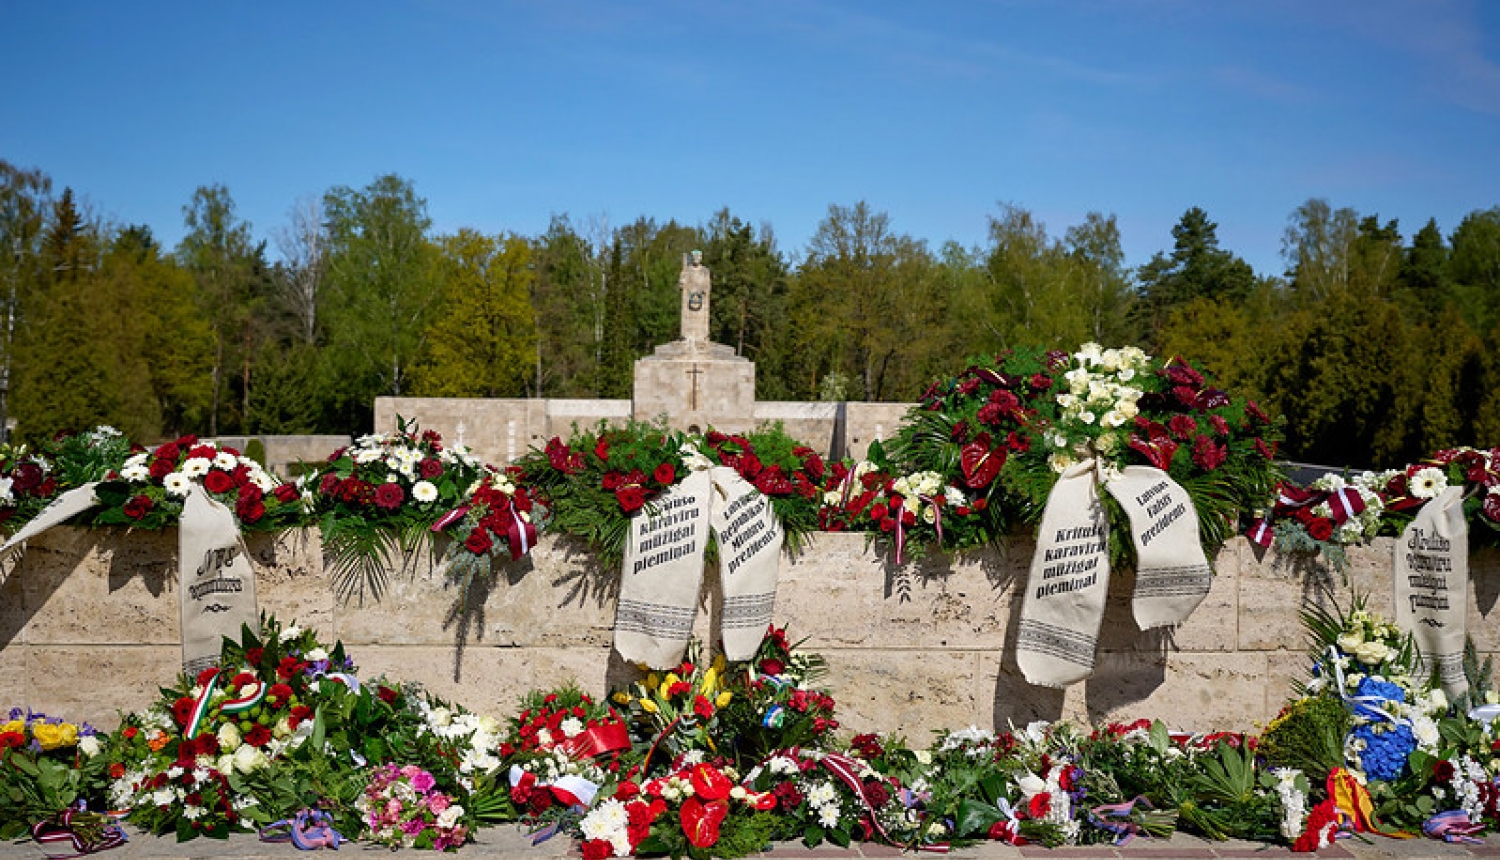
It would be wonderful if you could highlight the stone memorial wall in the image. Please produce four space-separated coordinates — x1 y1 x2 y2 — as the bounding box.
6 527 1497 734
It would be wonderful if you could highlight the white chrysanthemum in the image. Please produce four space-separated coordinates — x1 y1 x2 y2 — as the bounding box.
1410 467 1448 500
412 481 438 503
180 457 211 477
806 781 837 806
121 463 150 482
279 625 302 642
163 473 193 496
560 717 584 737
818 802 842 828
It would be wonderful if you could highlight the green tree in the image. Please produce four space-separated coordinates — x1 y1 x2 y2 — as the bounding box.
1397 218 1450 320
0 161 52 442
1449 207 1500 335
412 229 536 397
12 189 114 440
322 174 439 429
530 215 605 397
177 184 264 435
1135 207 1255 348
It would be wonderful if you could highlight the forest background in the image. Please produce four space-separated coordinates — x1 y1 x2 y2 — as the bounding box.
3 159 1498 470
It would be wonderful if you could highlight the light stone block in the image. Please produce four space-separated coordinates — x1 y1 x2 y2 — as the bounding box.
351 644 616 719
815 647 984 737
27 645 181 729
22 529 179 646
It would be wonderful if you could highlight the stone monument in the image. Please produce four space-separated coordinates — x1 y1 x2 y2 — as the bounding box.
632 251 757 433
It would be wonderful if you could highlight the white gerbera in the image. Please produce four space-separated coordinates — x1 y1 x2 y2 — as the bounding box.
412 480 438 503
1409 467 1448 500
180 457 211 477
163 473 193 496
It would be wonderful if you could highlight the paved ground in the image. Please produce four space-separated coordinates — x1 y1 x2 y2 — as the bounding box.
9 826 1500 860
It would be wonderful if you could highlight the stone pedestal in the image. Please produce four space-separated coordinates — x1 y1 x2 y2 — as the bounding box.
632 340 756 434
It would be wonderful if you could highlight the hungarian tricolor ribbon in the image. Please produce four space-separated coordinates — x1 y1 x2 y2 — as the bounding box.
183 668 222 739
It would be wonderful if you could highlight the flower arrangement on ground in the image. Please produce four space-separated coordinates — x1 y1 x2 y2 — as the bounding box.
358 763 469 851
0 708 111 839
305 418 491 601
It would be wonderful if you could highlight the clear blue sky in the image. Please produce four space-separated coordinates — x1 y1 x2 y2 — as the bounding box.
4 1 1498 278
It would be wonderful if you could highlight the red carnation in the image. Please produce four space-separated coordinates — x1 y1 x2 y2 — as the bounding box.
594 437 610 462
318 473 340 496
123 494 154 520
580 840 612 860
373 482 404 511
244 647 264 666
245 724 272 747
1168 414 1198 440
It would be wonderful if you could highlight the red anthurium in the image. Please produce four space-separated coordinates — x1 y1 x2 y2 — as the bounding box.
680 797 728 848
689 763 733 801
960 441 1004 489
1127 436 1178 471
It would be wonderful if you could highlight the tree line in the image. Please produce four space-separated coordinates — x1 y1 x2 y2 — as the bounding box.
2 160 1498 468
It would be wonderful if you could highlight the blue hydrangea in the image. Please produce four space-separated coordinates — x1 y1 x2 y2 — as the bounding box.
1351 721 1415 783
1351 677 1404 723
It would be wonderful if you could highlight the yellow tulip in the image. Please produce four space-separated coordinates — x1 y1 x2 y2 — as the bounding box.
663 673 680 689
715 691 733 708
640 699 660 714
611 691 633 705
712 653 727 674
701 666 719 694
645 672 661 690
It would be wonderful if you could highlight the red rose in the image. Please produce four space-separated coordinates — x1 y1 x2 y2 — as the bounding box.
616 486 646 513
0 731 24 748
148 457 175 480
273 483 299 503
373 482 404 510
377 685 399 705
601 471 623 491
759 658 785 676
653 463 676 486
1307 517 1334 541
123 495 154 520
465 528 493 555
203 470 234 494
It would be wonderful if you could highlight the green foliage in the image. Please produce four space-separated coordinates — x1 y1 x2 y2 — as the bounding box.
1258 696 1349 782
412 230 537 397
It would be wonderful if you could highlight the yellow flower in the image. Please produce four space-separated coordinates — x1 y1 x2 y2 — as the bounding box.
640 699 660 714
645 672 661 691
712 653 727 674
0 720 23 736
32 722 79 751
612 691 633 705
715 691 733 708
663 673 681 690
701 666 720 695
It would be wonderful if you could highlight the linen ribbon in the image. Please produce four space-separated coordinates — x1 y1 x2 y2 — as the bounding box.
818 752 949 853
258 808 347 850
30 808 128 860
1423 810 1485 844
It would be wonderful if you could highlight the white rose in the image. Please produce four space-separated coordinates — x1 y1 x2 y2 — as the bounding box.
232 744 268 774
1353 641 1390 666
217 721 242 752
1016 772 1046 797
1336 631 1364 651
78 734 103 757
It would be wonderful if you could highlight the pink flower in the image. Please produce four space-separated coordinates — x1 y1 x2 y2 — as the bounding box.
428 793 450 813
410 769 436 793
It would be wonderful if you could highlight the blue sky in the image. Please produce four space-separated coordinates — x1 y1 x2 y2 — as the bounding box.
3 0 1498 278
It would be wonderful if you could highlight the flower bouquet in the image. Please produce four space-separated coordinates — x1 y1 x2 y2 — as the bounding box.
304 419 490 601
431 467 544 604
700 427 824 550
357 763 469 851
579 761 778 860
0 444 60 533
1252 472 1385 573
497 687 631 826
88 434 301 532
1005 343 1283 566
0 708 112 839
513 421 690 567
